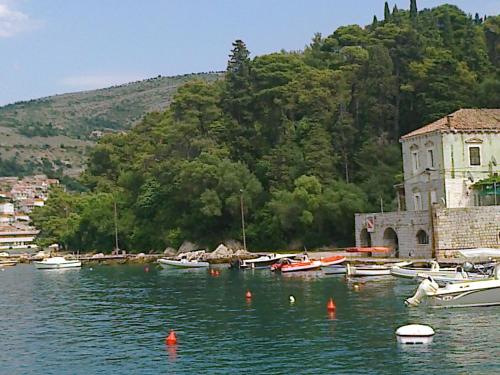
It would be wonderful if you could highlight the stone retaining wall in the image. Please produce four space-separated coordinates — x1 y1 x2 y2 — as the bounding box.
434 206 500 258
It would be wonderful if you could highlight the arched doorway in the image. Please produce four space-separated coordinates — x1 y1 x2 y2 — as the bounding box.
383 227 399 258
360 228 372 247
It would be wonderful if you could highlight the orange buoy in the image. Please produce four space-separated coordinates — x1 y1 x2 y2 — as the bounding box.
245 290 252 299
165 330 177 345
210 269 215 276
214 270 220 277
327 298 336 312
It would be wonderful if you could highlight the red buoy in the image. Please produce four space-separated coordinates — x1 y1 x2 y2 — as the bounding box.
214 270 220 277
210 269 215 276
144 266 150 272
245 290 252 299
327 298 336 312
165 330 177 345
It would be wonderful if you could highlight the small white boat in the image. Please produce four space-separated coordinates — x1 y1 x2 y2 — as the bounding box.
347 261 411 277
323 265 347 275
33 256 81 269
237 253 297 269
406 265 500 308
158 257 209 268
390 261 459 279
415 272 490 284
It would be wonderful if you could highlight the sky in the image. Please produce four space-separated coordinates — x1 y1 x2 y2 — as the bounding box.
0 0 498 105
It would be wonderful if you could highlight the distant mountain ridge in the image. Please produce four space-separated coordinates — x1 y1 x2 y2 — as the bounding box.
0 72 222 176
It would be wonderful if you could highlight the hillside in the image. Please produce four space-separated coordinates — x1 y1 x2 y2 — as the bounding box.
0 72 221 176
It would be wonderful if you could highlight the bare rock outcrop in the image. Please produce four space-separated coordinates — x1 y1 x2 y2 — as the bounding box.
177 241 198 254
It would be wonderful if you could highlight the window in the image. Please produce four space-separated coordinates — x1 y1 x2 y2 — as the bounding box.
469 147 481 166
412 151 420 172
413 193 422 211
416 230 429 244
427 149 434 168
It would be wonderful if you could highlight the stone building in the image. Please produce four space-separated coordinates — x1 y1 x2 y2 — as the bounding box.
355 109 500 258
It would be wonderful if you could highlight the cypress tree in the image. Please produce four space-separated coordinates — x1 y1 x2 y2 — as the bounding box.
474 13 481 24
372 15 378 28
384 2 391 22
392 4 398 15
410 0 417 19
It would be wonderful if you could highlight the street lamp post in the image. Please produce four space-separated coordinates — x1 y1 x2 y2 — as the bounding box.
240 190 247 251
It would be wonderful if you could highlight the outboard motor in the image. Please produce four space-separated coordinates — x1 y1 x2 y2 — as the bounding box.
405 277 439 307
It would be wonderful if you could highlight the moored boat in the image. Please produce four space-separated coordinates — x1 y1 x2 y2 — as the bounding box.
319 255 346 267
236 253 297 269
158 257 209 268
390 261 458 279
280 259 322 273
0 260 17 267
406 265 500 308
33 256 81 269
323 264 347 275
347 261 412 277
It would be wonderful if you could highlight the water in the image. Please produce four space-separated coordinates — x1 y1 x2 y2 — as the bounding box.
0 264 498 374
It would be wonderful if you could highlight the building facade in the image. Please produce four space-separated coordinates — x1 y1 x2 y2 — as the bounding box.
355 109 500 258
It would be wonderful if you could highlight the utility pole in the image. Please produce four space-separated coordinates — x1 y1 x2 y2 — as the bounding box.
240 190 247 251
114 201 120 253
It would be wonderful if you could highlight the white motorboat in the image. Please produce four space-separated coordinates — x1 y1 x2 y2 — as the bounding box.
33 256 81 269
346 261 412 277
406 265 500 308
236 253 298 269
390 261 460 279
158 257 209 268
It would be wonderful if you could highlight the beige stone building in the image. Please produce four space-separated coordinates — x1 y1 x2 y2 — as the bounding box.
355 109 500 259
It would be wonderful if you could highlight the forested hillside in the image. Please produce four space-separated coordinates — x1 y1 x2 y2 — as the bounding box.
33 1 500 252
0 73 220 177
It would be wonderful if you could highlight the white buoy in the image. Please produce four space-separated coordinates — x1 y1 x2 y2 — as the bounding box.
289 295 295 304
396 324 435 345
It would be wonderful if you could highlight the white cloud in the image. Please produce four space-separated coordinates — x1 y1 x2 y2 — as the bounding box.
0 2 37 37
61 74 147 90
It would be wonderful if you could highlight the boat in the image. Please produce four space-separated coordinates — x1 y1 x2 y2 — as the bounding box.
323 264 347 275
235 253 297 269
33 256 81 269
390 261 459 279
0 260 17 267
458 248 500 259
279 259 322 273
158 255 209 268
346 261 412 277
319 255 346 267
415 271 490 285
406 265 500 308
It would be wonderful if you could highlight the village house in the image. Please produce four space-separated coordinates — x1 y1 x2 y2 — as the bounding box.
355 109 500 259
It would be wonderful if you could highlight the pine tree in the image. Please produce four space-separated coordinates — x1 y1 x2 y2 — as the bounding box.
410 0 417 19
384 2 391 22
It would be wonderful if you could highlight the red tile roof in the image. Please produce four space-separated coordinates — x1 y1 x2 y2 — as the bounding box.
400 109 500 140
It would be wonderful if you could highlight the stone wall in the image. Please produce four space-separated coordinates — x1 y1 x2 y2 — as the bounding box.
355 211 432 258
434 206 500 258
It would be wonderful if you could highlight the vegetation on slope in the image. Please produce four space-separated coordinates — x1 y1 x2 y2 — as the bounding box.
33 2 500 252
0 73 221 176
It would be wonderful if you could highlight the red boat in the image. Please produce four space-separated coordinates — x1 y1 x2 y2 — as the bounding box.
318 255 346 267
271 258 322 273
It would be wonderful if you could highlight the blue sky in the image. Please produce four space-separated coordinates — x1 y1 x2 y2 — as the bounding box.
0 0 498 105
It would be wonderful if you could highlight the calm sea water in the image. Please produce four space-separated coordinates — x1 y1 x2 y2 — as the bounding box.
0 264 498 374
